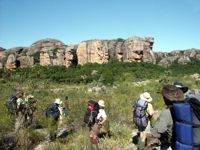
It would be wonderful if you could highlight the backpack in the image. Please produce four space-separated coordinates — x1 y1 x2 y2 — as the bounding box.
84 100 99 127
5 95 18 114
173 97 200 150
133 99 149 129
46 103 60 121
186 90 200 101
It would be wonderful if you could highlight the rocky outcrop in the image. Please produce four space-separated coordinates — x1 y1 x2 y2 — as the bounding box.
0 48 7 68
123 37 155 63
6 54 17 71
77 37 155 65
77 40 109 65
155 49 200 67
0 37 199 69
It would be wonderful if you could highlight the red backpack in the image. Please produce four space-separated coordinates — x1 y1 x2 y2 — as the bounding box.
84 100 99 127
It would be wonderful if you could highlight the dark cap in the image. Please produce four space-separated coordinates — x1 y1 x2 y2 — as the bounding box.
173 82 189 93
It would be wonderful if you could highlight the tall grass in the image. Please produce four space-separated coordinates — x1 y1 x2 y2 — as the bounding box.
0 61 199 149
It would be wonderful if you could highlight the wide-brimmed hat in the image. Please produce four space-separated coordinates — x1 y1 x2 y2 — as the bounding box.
98 100 105 107
55 98 62 105
173 82 189 93
162 85 184 101
27 94 34 99
140 92 152 102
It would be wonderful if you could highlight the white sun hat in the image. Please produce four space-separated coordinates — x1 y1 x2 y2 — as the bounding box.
98 100 105 107
55 98 62 105
140 92 152 102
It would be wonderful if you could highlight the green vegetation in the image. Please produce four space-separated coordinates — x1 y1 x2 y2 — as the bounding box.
31 51 40 64
0 61 200 149
117 38 125 42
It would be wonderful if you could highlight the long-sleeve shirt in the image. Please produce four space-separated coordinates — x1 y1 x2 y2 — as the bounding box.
150 105 173 144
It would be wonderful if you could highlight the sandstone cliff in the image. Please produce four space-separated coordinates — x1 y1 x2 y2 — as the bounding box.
0 37 199 70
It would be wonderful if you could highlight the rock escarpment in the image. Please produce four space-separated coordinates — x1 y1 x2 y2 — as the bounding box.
0 36 199 70
0 36 156 70
77 37 155 65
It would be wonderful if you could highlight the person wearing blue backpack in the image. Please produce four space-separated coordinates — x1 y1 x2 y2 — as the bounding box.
173 82 200 150
46 98 64 140
46 98 63 124
145 85 184 150
133 92 155 150
146 84 200 150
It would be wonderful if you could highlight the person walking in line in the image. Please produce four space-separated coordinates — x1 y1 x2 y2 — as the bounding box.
174 81 200 101
15 91 26 132
133 92 155 149
145 85 184 150
45 98 63 140
89 100 108 150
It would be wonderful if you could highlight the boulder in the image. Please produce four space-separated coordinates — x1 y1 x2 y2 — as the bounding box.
17 56 34 68
178 56 191 64
6 54 17 71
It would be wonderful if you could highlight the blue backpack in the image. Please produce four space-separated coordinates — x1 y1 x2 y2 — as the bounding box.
133 99 149 129
173 97 200 150
5 95 18 114
46 103 60 121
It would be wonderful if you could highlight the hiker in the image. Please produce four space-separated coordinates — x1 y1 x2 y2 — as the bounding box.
173 82 189 97
133 92 155 149
89 100 108 149
96 100 109 136
15 91 26 132
24 94 37 125
145 85 184 150
46 98 63 125
174 81 200 100
45 98 64 140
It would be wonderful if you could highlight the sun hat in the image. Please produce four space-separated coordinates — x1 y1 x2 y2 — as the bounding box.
162 85 184 101
55 98 62 105
173 82 189 93
140 92 152 102
98 100 105 107
27 94 34 99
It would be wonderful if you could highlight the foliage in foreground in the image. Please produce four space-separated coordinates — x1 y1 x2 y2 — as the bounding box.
0 61 200 149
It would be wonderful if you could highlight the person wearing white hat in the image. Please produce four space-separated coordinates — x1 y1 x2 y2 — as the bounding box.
97 100 107 125
55 98 63 105
133 92 155 149
89 100 108 148
140 92 153 102
54 98 64 127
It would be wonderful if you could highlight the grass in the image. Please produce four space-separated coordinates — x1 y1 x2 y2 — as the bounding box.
0 61 200 149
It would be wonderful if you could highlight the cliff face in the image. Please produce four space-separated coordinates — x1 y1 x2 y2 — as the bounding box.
0 36 155 70
0 37 199 70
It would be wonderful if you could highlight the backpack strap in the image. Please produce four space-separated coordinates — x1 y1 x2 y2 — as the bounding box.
176 119 200 128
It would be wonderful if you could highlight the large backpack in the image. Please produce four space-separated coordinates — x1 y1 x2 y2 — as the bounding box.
84 100 99 127
133 99 149 129
173 97 200 150
46 103 60 121
5 95 18 114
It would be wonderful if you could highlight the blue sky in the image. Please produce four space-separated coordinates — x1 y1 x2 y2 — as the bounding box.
0 0 200 52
